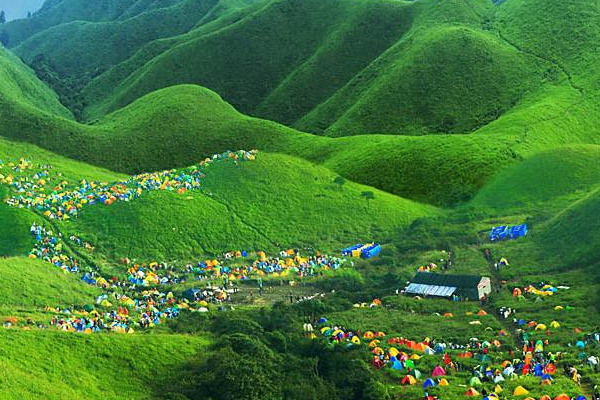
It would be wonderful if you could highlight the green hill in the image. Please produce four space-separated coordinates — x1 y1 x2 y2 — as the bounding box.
0 0 182 48
471 145 600 211
0 257 100 311
65 152 437 261
0 45 71 118
12 0 245 80
0 329 207 400
298 25 549 136
80 0 542 136
537 187 600 267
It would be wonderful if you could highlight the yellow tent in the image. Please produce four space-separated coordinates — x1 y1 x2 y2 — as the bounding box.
410 354 422 360
388 347 399 357
554 306 564 311
513 386 529 396
494 385 503 393
535 323 547 331
438 378 449 386
550 321 561 328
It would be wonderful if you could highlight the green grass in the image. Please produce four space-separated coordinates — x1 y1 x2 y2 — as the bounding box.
64 152 436 261
0 329 208 400
12 0 238 80
0 257 101 312
471 145 600 211
536 187 600 266
0 0 182 48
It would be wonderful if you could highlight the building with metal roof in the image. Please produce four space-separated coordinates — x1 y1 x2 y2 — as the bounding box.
405 272 491 300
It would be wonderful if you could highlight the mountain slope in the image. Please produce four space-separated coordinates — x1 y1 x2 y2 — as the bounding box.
0 0 171 47
537 187 600 266
471 145 600 210
12 0 246 80
298 24 549 136
0 45 71 118
66 152 437 261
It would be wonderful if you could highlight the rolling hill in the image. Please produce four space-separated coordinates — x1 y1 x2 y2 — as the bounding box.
65 152 437 261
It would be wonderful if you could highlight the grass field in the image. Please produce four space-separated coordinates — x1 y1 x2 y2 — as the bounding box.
0 0 599 398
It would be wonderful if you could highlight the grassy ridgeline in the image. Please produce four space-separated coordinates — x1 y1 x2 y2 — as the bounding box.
65 152 436 261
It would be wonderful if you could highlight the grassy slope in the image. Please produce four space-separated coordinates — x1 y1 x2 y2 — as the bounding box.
0 329 207 400
0 45 71 118
79 0 544 138
536 187 600 267
13 0 224 79
0 136 124 256
66 153 436 261
300 24 548 136
471 145 600 211
0 0 154 48
0 257 100 310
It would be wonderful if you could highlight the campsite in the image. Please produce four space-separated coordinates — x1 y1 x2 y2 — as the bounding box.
0 0 599 399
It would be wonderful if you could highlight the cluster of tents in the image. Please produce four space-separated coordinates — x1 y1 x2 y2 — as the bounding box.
187 252 346 280
3 150 258 220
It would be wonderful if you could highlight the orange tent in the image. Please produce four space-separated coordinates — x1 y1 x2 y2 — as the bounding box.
477 310 488 316
464 388 479 396
544 364 556 375
444 313 454 317
401 375 417 385
554 395 570 400
457 351 473 358
363 331 375 339
539 396 551 400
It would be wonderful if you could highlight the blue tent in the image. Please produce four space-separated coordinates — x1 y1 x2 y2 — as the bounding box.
361 244 381 259
509 224 528 239
490 226 509 241
182 288 201 301
317 317 328 324
392 360 403 370
576 340 586 349
342 244 363 256
423 378 436 388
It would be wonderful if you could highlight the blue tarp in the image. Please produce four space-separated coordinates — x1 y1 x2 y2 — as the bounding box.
490 226 509 241
509 224 528 239
490 224 528 241
342 244 364 256
361 244 381 259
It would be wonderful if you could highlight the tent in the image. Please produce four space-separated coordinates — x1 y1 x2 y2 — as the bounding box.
464 388 479 396
576 340 585 348
535 323 547 331
539 396 551 400
469 377 482 386
424 348 435 355
423 378 436 388
513 386 529 396
432 366 446 377
493 375 505 384
554 395 570 400
494 385 503 393
401 375 417 385
550 321 561 329
438 378 449 386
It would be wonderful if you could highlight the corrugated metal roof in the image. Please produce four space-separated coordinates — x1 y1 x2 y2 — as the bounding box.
411 272 485 288
406 283 457 297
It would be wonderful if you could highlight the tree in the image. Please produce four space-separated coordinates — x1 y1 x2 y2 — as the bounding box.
361 190 375 206
0 11 6 24
333 176 346 191
0 31 8 47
